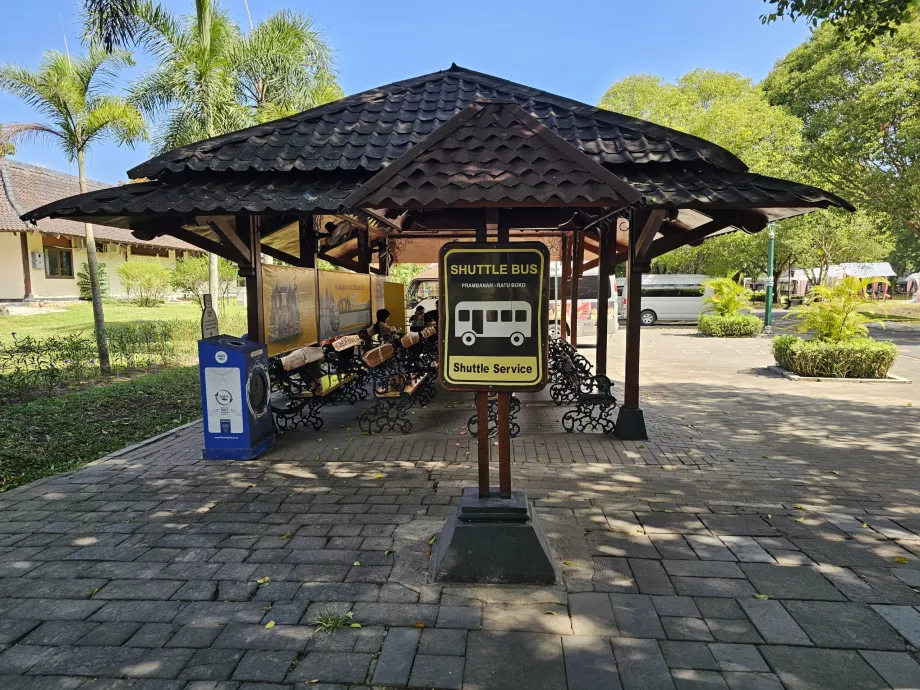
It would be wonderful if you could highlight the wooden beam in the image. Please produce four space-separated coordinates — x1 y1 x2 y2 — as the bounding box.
611 215 739 266
317 251 363 273
152 227 240 262
208 219 250 263
634 209 668 260
570 231 584 347
260 244 303 266
406 207 577 231
560 234 569 339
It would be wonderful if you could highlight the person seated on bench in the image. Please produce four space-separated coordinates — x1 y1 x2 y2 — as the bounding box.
409 305 427 332
369 308 400 343
424 300 439 327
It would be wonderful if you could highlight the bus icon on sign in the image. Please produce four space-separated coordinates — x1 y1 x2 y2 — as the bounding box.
455 301 531 347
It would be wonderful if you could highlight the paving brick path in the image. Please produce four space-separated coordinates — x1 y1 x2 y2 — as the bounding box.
1 329 919 689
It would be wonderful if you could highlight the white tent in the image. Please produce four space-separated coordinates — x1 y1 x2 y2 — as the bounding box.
793 262 897 282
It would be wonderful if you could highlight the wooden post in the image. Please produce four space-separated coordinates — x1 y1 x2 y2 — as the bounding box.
570 231 583 348
237 216 265 343
19 232 32 299
476 392 490 498
497 393 511 498
615 210 649 440
560 234 569 341
596 223 613 376
475 213 488 243
299 216 316 268
497 211 509 243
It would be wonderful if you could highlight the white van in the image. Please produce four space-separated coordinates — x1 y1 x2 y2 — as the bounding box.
618 274 709 325
406 263 618 338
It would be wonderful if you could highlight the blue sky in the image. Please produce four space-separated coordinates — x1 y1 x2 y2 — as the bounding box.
0 0 811 184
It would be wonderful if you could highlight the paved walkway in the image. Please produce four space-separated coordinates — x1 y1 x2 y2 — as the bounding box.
2 328 920 689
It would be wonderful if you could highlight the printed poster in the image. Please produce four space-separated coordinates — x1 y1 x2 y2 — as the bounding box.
318 271 372 340
261 265 318 356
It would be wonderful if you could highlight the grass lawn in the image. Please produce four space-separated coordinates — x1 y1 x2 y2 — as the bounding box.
0 366 202 491
0 300 248 343
861 301 920 322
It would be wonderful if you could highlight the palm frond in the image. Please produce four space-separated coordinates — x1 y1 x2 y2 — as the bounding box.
82 0 140 52
84 95 148 146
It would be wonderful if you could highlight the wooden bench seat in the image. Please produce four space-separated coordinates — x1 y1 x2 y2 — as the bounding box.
375 373 428 398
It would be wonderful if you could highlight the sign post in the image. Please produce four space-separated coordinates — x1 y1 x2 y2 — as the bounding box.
429 241 555 584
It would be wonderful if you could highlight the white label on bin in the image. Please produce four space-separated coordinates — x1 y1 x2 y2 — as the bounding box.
205 367 243 434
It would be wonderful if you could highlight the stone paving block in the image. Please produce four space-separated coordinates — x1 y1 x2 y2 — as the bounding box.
739 564 845 601
662 617 714 642
660 641 719 670
717 537 774 564
853 567 920 605
754 537 796 552
699 516 776 537
0 676 84 690
9 599 104 622
379 583 420 603
465 631 566 690
93 580 183 601
609 593 665 639
23 621 97 646
75 621 141 646
482 603 572 635
593 557 638 592
737 599 811 646
602 512 644 533
704 619 762 644
409 653 464 689
785 601 905 650
172 602 266 625
863 517 917 541
771 551 814 566
569 592 618 636
792 539 890 568
653 596 701 618
589 532 660 559
640 514 708 535
686 536 737 562
761 646 888 690
349 603 438 628
166 625 223 648
231 649 296 682
287 651 372 684
630 559 676 595
870 605 920 647
671 668 728 689
373 627 420 687
721 672 784 690
354 625 386 653
672 578 755 599
708 644 768 672
562 635 621 690
766 516 847 540
612 638 675 690
91 601 184 623
0 644 52 674
178 648 245 680
31 646 194 679
663 561 745 578
212 622 313 651
0 618 41 644
128 623 178 648
436 606 481 630
261 599 309 626
649 534 698 560
418 628 466 656
171 581 217 601
859 650 920 688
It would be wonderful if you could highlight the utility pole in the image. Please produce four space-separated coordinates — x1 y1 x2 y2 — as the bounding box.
764 221 775 334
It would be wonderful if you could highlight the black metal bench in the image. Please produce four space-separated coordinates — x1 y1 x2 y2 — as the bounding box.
549 338 593 404
554 344 618 433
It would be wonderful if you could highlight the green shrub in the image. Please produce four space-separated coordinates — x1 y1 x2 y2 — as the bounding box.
77 262 109 300
702 276 752 316
772 334 897 378
117 261 174 307
698 313 763 337
786 276 884 342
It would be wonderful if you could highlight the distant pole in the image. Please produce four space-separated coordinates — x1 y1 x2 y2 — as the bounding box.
764 221 775 334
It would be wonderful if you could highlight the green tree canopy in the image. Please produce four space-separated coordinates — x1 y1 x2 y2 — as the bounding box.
763 20 920 239
761 0 918 46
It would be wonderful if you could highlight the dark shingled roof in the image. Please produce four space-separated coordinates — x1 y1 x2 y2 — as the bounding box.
345 100 641 209
128 64 749 180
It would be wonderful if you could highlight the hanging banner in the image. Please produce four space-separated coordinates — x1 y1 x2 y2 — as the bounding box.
384 281 407 330
318 271 372 340
439 242 549 391
371 274 386 317
261 265 318 356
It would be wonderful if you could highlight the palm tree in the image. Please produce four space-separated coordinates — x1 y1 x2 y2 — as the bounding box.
0 48 147 375
125 0 339 314
83 0 139 52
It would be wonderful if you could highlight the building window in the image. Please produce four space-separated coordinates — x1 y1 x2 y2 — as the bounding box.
43 236 74 279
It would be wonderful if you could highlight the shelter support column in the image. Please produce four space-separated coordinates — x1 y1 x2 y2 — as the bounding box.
570 231 583 347
615 211 650 440
596 223 614 376
560 235 569 340
237 215 265 343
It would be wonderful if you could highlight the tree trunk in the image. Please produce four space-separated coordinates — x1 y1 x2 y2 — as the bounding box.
208 252 220 318
77 150 111 376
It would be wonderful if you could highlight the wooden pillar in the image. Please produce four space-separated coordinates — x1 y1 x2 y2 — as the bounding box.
497 393 511 498
237 216 265 343
299 216 316 268
475 213 487 243
560 234 569 341
476 392 490 497
356 225 370 273
596 223 613 376
615 210 649 440
569 230 583 347
497 211 509 243
19 232 32 299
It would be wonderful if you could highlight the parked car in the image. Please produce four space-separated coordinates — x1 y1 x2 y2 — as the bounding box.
618 274 711 325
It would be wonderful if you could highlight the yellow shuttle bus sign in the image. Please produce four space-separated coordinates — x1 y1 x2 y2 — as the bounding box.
439 242 549 391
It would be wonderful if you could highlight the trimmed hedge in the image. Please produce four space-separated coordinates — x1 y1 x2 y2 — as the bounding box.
698 313 763 337
772 334 898 379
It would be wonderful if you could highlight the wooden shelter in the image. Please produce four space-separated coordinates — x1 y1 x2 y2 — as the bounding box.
23 64 852 439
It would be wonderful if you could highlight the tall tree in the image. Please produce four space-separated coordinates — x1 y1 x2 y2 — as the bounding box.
761 0 918 45
763 21 920 239
123 0 339 314
0 48 146 374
